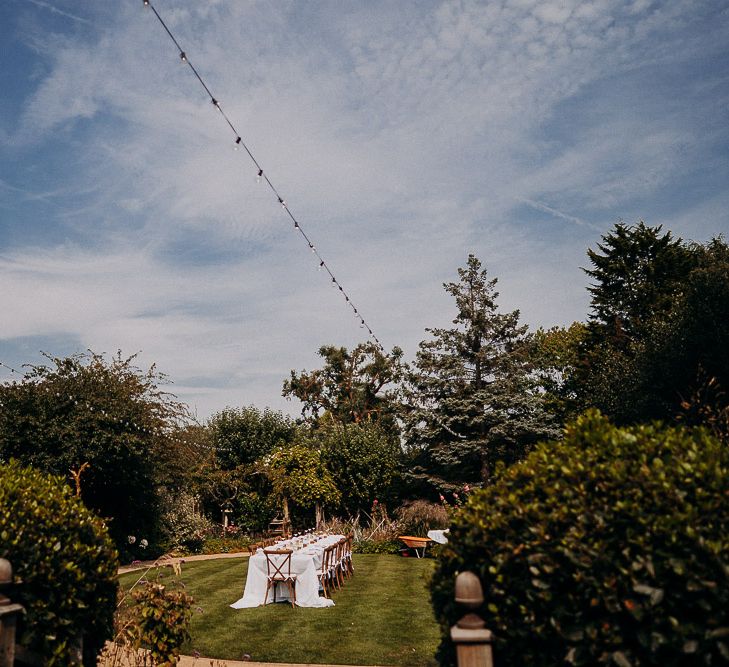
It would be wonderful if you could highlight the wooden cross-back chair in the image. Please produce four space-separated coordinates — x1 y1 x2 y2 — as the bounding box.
344 534 354 578
263 549 297 607
316 544 335 598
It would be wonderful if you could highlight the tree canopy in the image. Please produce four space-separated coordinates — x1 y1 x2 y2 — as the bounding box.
404 254 559 488
0 351 191 553
283 341 403 427
583 221 695 348
577 224 729 425
317 419 402 516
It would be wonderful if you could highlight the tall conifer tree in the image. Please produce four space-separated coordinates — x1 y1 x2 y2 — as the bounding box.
403 255 558 489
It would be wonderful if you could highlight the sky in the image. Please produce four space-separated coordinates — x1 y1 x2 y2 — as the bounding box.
1 0 728 421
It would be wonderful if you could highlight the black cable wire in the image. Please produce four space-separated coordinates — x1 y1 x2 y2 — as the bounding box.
142 0 384 351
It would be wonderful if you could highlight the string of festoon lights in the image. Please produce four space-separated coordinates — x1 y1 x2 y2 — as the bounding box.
141 0 384 353
1 358 465 442
0 361 226 452
0 361 21 376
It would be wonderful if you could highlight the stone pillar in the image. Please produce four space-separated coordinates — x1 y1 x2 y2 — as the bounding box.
450 571 494 667
0 559 24 667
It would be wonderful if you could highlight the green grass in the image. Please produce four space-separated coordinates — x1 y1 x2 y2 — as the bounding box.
118 554 440 666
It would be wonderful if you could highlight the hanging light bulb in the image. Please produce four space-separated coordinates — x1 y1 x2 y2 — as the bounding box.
234 136 241 150
143 0 149 6
294 221 299 229
256 168 263 183
279 197 286 208
319 261 324 270
211 97 219 107
179 51 187 63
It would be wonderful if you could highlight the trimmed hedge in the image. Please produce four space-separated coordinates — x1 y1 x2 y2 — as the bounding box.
354 539 402 554
0 460 118 666
431 411 729 666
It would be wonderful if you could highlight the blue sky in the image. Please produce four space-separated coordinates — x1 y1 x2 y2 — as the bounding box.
1 0 728 419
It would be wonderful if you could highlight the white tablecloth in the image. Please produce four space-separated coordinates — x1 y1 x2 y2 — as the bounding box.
230 534 344 609
427 529 449 544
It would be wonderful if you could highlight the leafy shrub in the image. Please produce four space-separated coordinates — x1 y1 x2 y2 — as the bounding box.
317 420 403 515
109 562 193 666
0 460 118 665
396 499 449 536
232 491 278 534
159 489 213 555
353 539 402 554
197 533 252 555
0 352 193 558
431 411 729 666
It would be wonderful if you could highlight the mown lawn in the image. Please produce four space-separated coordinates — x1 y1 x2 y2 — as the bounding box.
118 554 440 666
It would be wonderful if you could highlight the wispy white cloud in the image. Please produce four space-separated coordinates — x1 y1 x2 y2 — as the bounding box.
23 0 90 25
1 0 728 416
519 198 602 232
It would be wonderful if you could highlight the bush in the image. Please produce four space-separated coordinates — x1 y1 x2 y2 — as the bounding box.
107 562 194 666
232 491 278 534
197 533 252 555
431 411 729 666
0 460 118 666
159 489 214 555
353 539 402 554
0 352 193 559
396 499 449 536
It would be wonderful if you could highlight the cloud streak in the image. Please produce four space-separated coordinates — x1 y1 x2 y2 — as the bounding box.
1 0 728 417
23 0 91 25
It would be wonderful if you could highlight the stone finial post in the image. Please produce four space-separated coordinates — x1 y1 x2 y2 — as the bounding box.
450 571 494 667
0 558 24 667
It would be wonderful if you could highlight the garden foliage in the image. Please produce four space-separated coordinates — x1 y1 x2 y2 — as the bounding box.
0 351 192 556
578 225 729 426
404 254 559 488
0 460 118 666
126 580 193 666
318 419 402 515
265 444 340 510
158 489 214 553
108 561 194 667
283 342 404 428
431 411 729 666
396 500 449 537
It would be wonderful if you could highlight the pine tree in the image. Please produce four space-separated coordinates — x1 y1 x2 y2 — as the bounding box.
583 221 694 348
403 255 558 489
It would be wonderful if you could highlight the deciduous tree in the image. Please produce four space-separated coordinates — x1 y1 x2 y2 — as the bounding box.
283 342 403 427
0 351 190 554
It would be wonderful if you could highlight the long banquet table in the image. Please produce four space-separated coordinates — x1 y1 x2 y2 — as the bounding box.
230 534 345 609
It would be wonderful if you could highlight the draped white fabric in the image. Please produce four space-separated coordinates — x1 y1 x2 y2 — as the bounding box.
427 529 449 544
230 534 344 609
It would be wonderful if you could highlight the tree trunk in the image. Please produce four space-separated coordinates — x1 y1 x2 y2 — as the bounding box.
480 449 491 486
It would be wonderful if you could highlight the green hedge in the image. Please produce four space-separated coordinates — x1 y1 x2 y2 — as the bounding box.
431 411 729 666
0 460 118 666
354 539 402 554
